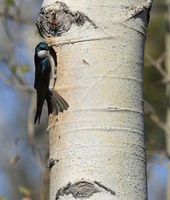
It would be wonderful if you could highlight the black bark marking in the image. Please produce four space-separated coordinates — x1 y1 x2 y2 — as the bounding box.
82 59 89 65
47 158 59 169
123 2 152 27
146 4 152 27
36 1 97 38
94 181 116 195
55 181 100 200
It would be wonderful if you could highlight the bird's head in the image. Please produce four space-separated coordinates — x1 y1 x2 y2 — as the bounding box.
35 42 49 58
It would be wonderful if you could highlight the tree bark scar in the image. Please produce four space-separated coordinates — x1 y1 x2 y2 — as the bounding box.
55 181 100 199
47 158 59 169
94 181 116 195
55 180 116 199
36 1 97 38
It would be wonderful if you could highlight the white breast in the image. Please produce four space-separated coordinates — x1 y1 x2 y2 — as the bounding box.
38 50 48 58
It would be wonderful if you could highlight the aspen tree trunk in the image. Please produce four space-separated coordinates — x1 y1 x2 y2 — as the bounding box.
165 0 170 199
36 0 152 199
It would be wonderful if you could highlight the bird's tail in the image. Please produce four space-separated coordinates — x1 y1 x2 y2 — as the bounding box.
46 89 69 116
34 92 45 124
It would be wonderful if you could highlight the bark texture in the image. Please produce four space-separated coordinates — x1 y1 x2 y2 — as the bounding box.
37 0 152 199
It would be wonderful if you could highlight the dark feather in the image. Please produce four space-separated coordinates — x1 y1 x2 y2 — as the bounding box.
52 89 69 110
34 57 51 124
49 46 57 66
45 90 69 117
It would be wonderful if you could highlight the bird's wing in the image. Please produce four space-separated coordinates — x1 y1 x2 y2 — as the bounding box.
34 55 51 88
49 46 57 67
34 53 40 89
34 57 51 123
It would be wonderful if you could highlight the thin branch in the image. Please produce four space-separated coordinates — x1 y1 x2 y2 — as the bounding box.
145 53 166 77
0 73 34 93
144 100 167 132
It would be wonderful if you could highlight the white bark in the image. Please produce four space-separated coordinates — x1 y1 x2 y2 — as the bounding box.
38 0 152 199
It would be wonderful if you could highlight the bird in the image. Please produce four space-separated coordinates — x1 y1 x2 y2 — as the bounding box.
34 42 69 124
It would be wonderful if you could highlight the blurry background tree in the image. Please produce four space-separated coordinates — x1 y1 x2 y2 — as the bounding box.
0 0 168 199
0 0 49 199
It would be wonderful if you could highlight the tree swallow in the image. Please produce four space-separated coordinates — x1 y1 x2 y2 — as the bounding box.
34 42 69 124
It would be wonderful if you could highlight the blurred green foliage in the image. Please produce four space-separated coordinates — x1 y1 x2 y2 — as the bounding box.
4 0 14 6
145 0 166 151
0 197 7 200
19 65 30 73
18 186 31 197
